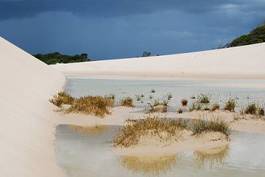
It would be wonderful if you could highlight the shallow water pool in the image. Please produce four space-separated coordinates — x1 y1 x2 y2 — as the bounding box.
56 125 265 177
65 78 265 111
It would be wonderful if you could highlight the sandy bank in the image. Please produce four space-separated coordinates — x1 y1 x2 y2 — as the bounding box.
114 130 229 156
52 43 265 79
56 107 265 134
0 37 65 177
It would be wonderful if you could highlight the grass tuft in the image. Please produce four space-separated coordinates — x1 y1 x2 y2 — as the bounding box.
120 97 134 107
181 99 188 106
50 92 114 117
67 96 114 117
198 94 210 104
191 119 230 137
244 103 258 115
211 103 220 111
113 116 187 147
49 91 74 107
258 108 265 116
224 99 236 112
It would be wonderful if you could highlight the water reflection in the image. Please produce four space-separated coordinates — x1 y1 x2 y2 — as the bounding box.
120 155 177 176
194 145 229 168
69 125 108 135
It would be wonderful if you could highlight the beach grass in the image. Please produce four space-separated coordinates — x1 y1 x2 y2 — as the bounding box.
191 119 230 137
197 94 210 104
50 92 114 117
224 99 236 112
49 91 74 107
120 97 134 107
113 116 187 147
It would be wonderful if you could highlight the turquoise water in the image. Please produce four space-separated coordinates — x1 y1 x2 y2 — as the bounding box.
65 78 265 110
56 125 265 177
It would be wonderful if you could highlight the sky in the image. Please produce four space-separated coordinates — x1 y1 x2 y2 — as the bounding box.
0 0 265 60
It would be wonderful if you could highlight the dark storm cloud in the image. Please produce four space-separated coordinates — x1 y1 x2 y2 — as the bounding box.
1 0 264 20
0 0 265 59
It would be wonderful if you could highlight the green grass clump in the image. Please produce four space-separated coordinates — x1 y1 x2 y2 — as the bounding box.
258 108 265 116
224 99 236 112
120 97 134 107
49 91 74 107
198 94 210 104
244 103 258 115
113 116 187 147
191 119 230 137
190 102 202 111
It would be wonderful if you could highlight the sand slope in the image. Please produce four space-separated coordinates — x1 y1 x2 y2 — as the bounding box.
0 37 65 177
52 43 265 79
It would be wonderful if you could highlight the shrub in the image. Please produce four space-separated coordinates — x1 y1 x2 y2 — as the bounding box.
211 103 220 111
191 119 230 137
151 89 156 93
197 94 210 104
120 97 134 107
181 99 188 106
49 91 74 107
244 103 258 115
224 99 236 112
113 116 187 147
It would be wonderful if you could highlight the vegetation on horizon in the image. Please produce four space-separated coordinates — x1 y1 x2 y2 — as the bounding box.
34 52 91 65
227 24 265 47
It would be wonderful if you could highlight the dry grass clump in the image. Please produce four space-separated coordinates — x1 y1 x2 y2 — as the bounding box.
258 108 265 116
211 103 220 111
148 100 168 113
50 92 114 117
49 91 74 107
243 103 265 117
244 103 258 115
224 99 236 112
191 119 230 137
67 96 114 117
181 99 188 106
113 116 187 147
120 97 134 107
198 94 210 104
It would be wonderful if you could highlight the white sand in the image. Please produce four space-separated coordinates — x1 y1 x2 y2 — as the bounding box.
52 43 265 79
0 37 65 177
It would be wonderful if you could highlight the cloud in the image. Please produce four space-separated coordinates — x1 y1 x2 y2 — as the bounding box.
0 0 264 59
1 0 264 21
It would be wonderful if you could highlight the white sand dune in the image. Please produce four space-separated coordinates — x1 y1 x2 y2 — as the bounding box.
0 37 65 177
53 43 265 79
